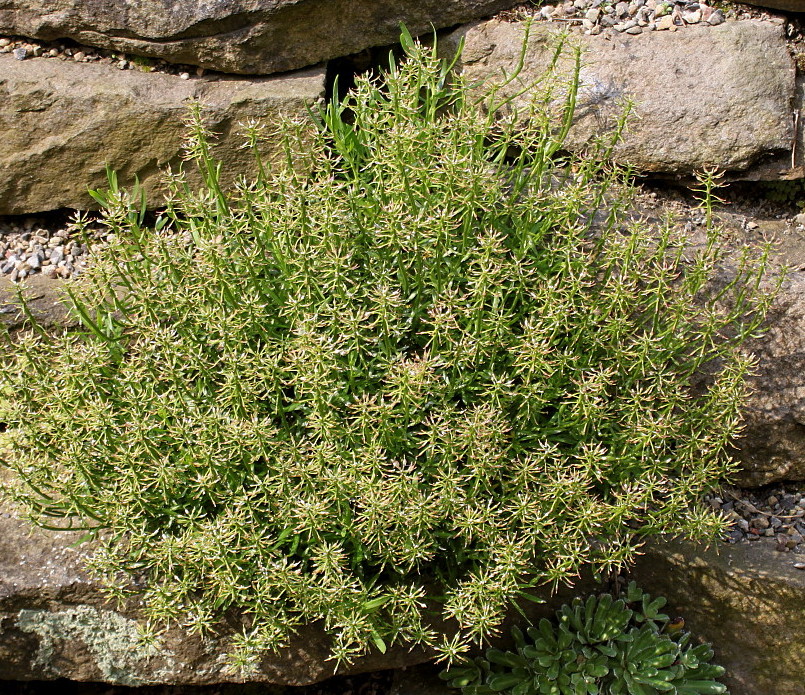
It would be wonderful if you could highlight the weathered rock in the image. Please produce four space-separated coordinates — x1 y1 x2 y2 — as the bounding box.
0 275 75 333
631 536 805 695
0 53 325 215
737 73 805 181
741 0 805 11
735 267 805 485
0 0 521 75
441 19 795 176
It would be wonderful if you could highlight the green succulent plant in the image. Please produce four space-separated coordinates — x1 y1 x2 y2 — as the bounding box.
441 583 727 695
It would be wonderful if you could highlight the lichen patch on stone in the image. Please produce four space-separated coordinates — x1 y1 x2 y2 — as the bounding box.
16 606 169 685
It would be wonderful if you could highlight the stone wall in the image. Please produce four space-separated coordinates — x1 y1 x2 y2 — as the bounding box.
1 2 805 693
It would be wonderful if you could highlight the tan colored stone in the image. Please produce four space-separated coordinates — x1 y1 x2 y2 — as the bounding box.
0 53 325 215
0 0 522 75
441 19 795 176
734 269 805 485
631 536 805 695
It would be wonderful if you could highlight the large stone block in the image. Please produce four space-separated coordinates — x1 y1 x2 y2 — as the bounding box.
0 0 521 75
441 19 795 177
631 537 805 695
0 53 325 215
735 269 805 485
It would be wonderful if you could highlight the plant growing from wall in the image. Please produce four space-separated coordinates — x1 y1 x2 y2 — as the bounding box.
0 28 773 670
441 583 727 695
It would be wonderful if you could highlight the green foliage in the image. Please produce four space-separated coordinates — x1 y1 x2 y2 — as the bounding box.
441 583 727 695
0 30 772 669
757 179 805 208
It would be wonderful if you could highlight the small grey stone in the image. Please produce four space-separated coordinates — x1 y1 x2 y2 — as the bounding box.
13 47 27 61
737 519 750 533
709 497 723 510
625 25 643 34
707 9 724 25
585 7 601 22
750 516 770 530
50 247 64 265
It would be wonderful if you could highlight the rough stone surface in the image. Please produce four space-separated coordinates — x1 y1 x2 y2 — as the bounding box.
0 0 521 75
0 53 325 215
741 0 805 11
736 269 805 485
442 19 795 176
0 275 75 333
631 536 805 695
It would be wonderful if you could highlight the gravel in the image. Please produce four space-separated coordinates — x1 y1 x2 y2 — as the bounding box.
500 0 780 36
707 486 805 555
0 216 108 282
0 35 206 77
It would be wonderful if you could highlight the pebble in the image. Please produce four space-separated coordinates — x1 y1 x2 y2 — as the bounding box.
499 0 760 38
656 14 675 30
708 486 805 554
0 218 103 282
0 34 200 78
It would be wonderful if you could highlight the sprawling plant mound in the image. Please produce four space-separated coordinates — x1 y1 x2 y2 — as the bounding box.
0 33 771 668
